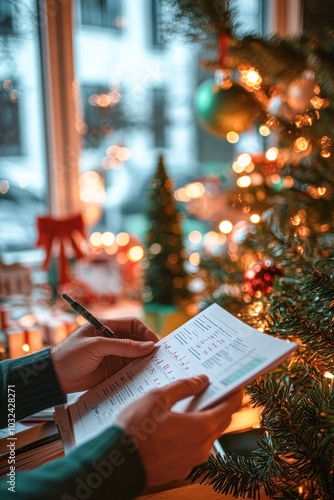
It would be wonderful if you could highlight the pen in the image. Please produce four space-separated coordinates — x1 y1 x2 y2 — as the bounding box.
61 293 117 339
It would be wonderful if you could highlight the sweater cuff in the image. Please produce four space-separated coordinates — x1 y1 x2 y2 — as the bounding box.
5 348 67 422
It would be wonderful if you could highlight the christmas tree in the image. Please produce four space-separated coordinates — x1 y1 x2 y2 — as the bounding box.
143 154 191 306
165 1 334 498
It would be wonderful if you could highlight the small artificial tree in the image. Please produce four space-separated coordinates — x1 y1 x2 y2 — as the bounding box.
144 154 191 306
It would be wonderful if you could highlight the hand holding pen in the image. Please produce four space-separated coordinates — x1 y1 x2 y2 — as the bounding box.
50 295 159 393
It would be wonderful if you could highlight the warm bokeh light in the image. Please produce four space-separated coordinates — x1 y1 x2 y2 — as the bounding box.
250 214 260 223
219 220 233 234
19 314 36 327
189 252 201 266
226 131 239 143
90 232 102 246
101 232 115 246
116 252 128 264
318 187 326 196
284 176 294 188
79 171 106 203
204 231 219 246
294 137 309 151
128 246 144 262
232 161 245 173
105 243 118 255
259 125 270 136
0 180 10 194
237 153 252 168
185 182 205 198
116 232 130 246
324 371 334 379
265 147 278 161
22 344 30 352
188 230 202 244
237 175 251 188
246 70 261 83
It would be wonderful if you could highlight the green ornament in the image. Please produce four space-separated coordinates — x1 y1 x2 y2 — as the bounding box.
195 79 259 137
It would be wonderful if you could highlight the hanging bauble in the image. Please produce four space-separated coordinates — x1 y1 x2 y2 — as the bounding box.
243 262 282 296
195 79 259 138
267 95 295 122
287 72 316 112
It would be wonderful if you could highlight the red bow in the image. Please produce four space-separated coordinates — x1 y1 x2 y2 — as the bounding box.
36 214 86 284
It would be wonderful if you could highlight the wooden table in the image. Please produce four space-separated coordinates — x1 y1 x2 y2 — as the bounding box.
139 480 272 499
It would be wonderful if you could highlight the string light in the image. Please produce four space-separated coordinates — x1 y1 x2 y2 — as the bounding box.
188 230 202 244
219 220 233 234
189 252 201 265
22 344 30 353
259 125 270 136
237 175 251 188
90 232 102 247
101 232 115 246
226 131 239 143
250 214 260 223
116 232 130 246
128 246 144 262
265 147 278 161
294 137 309 152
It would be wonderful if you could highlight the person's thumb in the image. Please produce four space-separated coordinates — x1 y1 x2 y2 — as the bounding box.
90 337 155 358
159 375 209 409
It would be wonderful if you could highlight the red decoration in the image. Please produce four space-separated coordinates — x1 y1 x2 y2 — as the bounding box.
243 262 282 296
219 33 229 68
36 214 86 284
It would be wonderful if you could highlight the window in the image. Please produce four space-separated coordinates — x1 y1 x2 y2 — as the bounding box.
0 1 14 35
81 83 124 149
152 88 166 148
80 0 122 29
150 0 164 48
0 80 21 155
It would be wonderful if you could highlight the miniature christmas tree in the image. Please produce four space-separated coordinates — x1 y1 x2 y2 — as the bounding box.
144 154 191 306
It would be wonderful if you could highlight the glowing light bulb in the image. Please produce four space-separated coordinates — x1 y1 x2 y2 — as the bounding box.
226 131 239 143
219 220 233 234
101 232 115 246
294 137 309 151
188 230 202 244
237 175 251 188
266 147 278 161
90 232 102 247
237 153 252 168
189 252 201 266
22 344 30 352
259 125 270 136
250 214 260 223
128 246 144 262
116 232 130 246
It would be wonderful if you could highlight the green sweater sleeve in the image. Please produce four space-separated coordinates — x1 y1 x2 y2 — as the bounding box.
0 425 146 500
0 348 67 428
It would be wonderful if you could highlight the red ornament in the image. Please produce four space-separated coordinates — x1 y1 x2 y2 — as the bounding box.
243 262 282 296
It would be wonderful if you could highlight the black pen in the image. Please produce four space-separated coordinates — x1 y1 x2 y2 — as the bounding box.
61 293 117 339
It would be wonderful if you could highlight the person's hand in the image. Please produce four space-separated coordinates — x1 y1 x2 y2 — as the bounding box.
50 318 159 393
116 375 243 487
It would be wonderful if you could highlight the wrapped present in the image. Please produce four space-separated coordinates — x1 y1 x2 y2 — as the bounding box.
0 304 11 330
0 262 32 298
7 325 43 359
36 310 77 346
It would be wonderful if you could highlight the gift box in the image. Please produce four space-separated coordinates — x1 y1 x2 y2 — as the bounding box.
36 310 77 346
7 325 43 359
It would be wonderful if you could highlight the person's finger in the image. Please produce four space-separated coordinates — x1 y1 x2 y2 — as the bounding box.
158 375 209 409
199 388 244 433
89 337 156 358
104 318 159 343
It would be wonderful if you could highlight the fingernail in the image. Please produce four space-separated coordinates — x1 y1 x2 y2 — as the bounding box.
141 341 155 351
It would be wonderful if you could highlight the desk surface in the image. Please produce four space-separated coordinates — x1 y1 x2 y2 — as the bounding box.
139 480 272 499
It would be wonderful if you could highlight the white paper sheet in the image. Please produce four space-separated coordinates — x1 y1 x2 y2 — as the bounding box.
56 304 297 450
